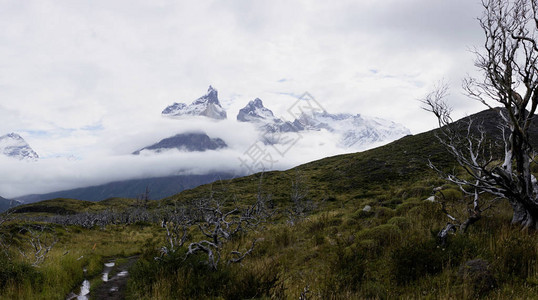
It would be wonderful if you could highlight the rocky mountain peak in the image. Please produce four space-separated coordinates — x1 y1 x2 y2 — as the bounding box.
237 98 275 122
162 86 227 120
195 85 220 105
251 98 264 107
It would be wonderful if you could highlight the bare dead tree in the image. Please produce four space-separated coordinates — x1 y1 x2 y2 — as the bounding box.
177 174 273 270
423 0 538 229
18 224 58 266
299 285 311 300
287 171 314 225
160 205 193 256
138 186 151 208
433 185 502 244
422 87 505 238
185 195 255 270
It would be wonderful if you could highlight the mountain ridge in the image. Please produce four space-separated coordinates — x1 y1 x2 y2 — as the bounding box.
14 173 235 203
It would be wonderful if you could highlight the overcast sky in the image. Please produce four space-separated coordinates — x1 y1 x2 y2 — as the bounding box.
0 0 489 198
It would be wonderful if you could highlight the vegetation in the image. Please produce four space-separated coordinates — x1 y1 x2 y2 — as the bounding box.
0 120 536 298
0 2 537 297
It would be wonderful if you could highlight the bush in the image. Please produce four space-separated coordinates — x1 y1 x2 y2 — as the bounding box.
387 216 412 231
406 201 444 221
436 188 463 202
356 224 402 248
0 254 42 290
274 226 293 248
375 207 395 221
391 238 442 284
391 235 477 285
328 243 366 292
352 208 375 220
395 199 421 215
128 248 279 299
361 281 388 300
495 234 537 280
381 198 402 209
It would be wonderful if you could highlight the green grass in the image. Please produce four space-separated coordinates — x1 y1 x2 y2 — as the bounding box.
0 223 157 299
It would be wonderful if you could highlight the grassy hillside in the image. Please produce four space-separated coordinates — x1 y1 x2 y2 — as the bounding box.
165 128 450 210
11 197 146 216
1 109 537 299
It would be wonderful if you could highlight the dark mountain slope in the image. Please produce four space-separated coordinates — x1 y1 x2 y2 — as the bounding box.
133 133 227 154
16 173 234 203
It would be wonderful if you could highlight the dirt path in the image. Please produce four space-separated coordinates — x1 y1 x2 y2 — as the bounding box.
91 256 138 300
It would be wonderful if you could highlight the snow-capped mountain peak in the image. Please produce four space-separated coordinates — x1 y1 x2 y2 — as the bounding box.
193 85 220 105
0 133 39 161
236 98 302 134
295 112 411 148
237 98 276 122
162 86 227 120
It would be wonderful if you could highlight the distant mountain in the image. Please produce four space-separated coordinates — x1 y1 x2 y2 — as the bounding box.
236 98 410 149
295 112 411 148
0 133 39 160
237 98 301 133
162 86 227 119
237 98 277 123
133 133 227 154
15 173 235 203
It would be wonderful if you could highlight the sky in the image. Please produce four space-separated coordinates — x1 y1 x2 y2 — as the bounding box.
0 0 489 198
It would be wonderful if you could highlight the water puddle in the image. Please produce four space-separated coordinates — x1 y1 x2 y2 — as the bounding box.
66 256 137 300
78 280 90 299
67 260 118 299
102 262 115 282
117 270 128 277
66 279 90 300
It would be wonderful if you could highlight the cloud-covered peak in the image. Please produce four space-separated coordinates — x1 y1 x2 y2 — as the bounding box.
133 132 227 154
162 86 227 120
295 112 411 148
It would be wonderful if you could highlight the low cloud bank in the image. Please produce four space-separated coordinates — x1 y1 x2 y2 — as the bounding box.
0 116 357 198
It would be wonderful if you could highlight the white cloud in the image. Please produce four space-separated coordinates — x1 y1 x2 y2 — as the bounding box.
0 0 491 197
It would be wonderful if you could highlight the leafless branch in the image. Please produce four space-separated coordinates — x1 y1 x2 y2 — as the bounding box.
18 224 58 266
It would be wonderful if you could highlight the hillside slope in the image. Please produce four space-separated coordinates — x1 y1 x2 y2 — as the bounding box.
16 173 234 203
167 108 538 205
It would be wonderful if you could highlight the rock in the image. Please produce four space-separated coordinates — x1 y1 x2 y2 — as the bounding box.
363 205 372 212
425 196 436 202
458 259 496 296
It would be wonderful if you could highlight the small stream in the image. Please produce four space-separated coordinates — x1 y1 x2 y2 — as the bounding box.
66 259 129 300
